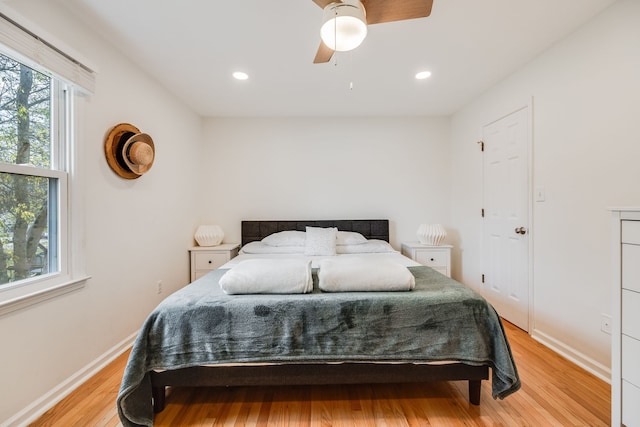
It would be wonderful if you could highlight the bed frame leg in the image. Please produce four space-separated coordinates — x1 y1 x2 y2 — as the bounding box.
152 386 166 413
468 380 482 405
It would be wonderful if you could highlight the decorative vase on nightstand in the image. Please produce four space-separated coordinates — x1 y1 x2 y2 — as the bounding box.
416 224 446 246
194 225 224 246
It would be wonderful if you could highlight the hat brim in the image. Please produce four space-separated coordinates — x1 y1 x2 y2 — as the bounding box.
105 123 155 179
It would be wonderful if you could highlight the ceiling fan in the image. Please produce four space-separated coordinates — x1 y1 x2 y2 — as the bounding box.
312 0 434 63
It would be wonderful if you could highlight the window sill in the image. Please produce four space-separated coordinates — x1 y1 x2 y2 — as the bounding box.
0 276 91 317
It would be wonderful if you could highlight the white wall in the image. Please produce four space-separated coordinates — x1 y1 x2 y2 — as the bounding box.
0 1 203 424
3 0 636 423
200 117 451 249
450 0 640 378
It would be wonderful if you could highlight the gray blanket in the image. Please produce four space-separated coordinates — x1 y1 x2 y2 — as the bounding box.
117 266 520 426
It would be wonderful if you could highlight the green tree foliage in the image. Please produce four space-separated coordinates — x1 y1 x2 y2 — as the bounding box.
0 54 51 284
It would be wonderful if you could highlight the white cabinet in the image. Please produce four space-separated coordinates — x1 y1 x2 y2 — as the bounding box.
611 209 640 427
401 242 452 277
189 244 239 282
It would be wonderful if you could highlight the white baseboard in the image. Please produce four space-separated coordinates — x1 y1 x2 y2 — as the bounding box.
2 331 137 427
531 328 611 383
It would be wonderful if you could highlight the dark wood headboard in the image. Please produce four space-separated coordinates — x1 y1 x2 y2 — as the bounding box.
241 220 389 247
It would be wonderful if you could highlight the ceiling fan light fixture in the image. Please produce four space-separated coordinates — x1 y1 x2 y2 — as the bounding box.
232 71 249 80
320 1 367 52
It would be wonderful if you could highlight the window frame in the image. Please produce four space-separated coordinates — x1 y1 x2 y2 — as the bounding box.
0 48 89 316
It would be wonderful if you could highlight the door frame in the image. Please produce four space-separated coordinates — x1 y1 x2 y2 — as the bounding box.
480 97 534 333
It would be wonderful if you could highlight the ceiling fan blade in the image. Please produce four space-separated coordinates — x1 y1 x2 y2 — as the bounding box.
313 41 335 63
363 0 433 25
312 0 338 8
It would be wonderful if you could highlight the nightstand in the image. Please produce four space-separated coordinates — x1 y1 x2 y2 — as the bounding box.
189 243 239 282
401 242 452 277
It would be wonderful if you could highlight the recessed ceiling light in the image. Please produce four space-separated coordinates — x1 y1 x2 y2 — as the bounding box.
415 71 432 80
232 71 249 81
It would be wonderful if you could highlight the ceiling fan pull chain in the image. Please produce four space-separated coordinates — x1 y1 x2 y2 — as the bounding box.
349 51 354 90
333 7 338 66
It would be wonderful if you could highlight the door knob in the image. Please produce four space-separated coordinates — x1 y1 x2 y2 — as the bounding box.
515 227 527 235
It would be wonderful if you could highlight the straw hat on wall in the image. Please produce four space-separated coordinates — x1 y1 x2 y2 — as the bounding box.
104 123 155 179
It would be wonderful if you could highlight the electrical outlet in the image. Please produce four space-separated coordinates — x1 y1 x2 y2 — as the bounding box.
157 280 163 295
601 314 612 335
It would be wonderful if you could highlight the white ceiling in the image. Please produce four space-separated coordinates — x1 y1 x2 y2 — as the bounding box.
56 0 615 117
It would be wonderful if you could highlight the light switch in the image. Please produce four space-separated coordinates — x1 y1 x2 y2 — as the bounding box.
535 186 545 202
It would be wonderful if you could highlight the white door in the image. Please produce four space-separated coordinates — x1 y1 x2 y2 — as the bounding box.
482 106 530 331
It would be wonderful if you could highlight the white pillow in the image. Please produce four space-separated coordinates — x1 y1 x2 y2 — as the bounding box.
336 240 396 254
262 230 306 247
305 226 337 256
240 241 305 254
336 231 367 245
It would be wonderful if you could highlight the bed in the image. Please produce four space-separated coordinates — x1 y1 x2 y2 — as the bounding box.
117 220 520 427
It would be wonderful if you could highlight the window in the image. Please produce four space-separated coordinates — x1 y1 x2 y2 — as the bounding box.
0 12 94 315
0 54 61 285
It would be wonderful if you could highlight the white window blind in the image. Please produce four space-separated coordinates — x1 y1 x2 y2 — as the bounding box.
0 12 95 93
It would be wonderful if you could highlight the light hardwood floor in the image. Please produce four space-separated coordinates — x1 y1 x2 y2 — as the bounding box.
31 321 610 426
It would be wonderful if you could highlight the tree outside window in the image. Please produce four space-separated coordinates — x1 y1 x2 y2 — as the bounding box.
0 53 55 286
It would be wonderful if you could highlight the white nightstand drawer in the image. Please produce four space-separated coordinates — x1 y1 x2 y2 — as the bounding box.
623 243 640 293
622 335 640 387
623 380 640 426
416 251 448 267
194 252 229 270
622 289 640 340
622 220 640 245
189 244 240 283
401 243 452 278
